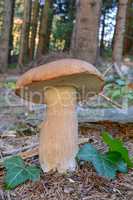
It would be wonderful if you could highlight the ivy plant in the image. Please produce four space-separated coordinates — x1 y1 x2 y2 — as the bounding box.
3 156 41 190
104 78 133 103
77 132 133 180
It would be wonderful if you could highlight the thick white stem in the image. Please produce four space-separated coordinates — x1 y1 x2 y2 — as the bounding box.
39 86 78 172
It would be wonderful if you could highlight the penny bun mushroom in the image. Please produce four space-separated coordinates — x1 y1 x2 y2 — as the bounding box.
15 59 104 172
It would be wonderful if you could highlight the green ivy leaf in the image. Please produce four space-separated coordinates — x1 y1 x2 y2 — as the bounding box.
104 83 113 90
4 166 28 189
104 151 122 164
4 156 25 170
115 79 125 86
77 143 98 161
77 144 117 180
111 89 121 100
102 132 133 167
4 156 41 189
26 166 41 182
93 154 117 180
117 160 128 173
128 92 133 100
104 151 128 173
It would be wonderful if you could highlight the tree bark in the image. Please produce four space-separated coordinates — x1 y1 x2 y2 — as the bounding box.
37 0 53 57
0 1 4 32
9 0 16 64
18 0 32 69
112 0 128 64
70 0 102 65
64 0 76 51
0 0 15 72
29 0 40 60
123 0 133 55
100 11 106 56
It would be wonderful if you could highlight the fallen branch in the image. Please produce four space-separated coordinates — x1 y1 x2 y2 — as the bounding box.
0 147 39 167
2 143 39 157
99 93 123 109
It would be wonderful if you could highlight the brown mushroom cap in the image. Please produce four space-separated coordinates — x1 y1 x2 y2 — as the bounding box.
15 59 104 104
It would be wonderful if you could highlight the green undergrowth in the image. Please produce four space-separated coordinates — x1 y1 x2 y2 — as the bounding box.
3 132 133 190
104 78 133 106
3 156 41 190
77 132 133 180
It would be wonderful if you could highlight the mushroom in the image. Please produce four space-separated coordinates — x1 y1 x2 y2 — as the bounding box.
15 59 104 173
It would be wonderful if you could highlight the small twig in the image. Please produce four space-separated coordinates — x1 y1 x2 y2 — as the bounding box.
118 183 133 191
103 64 112 77
0 190 6 200
6 191 11 200
2 143 39 157
99 93 123 109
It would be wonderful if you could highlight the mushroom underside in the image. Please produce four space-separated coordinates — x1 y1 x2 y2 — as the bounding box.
16 73 103 104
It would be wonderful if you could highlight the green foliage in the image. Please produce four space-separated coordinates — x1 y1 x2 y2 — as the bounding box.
115 79 125 86
4 156 41 190
102 132 133 167
77 144 117 179
128 90 133 101
77 132 132 180
4 81 16 89
104 152 127 173
50 16 73 50
53 19 73 40
101 47 113 59
8 63 17 69
111 89 121 100
104 78 133 103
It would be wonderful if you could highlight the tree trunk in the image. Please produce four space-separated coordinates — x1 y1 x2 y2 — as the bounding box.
9 0 16 64
0 0 15 72
100 11 106 56
70 0 102 65
123 0 133 55
112 0 128 64
0 1 4 32
64 0 76 51
29 0 40 60
18 0 32 69
37 0 53 57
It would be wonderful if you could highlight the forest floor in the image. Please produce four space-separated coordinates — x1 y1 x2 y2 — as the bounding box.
0 125 133 200
0 73 133 200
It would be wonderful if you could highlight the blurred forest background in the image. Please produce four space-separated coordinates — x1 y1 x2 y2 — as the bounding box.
0 0 132 73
